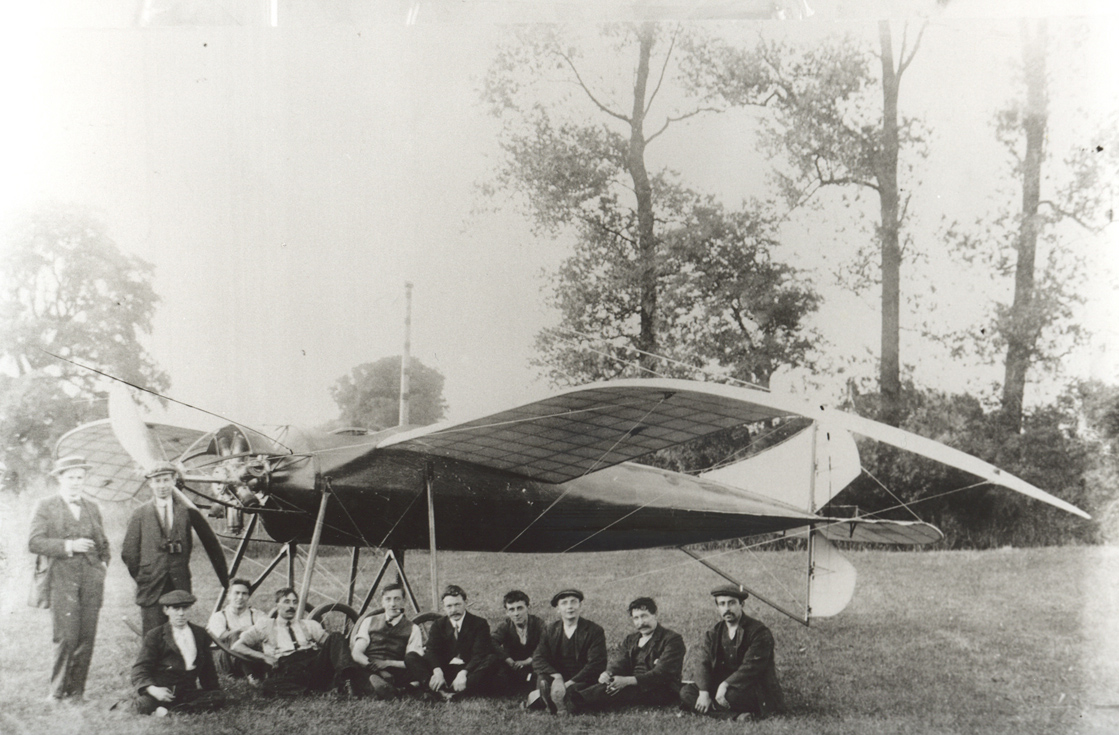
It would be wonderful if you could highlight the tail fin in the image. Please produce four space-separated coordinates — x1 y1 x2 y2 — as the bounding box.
807 533 857 619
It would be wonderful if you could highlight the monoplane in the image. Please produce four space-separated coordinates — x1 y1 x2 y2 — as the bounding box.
57 378 1089 629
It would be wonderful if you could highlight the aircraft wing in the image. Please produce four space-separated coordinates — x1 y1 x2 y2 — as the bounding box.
378 378 1089 519
54 419 207 502
378 380 795 484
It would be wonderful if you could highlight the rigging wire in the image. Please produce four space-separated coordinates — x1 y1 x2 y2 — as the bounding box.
499 394 672 552
38 348 295 453
602 478 991 587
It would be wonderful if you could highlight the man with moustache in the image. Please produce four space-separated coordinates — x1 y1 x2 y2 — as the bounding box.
351 582 425 699
491 589 545 695
405 584 497 700
131 591 226 716
233 587 365 697
572 596 685 712
28 455 111 704
679 585 786 721
529 588 607 715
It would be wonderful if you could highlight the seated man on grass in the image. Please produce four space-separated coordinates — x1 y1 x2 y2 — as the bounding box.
679 585 786 721
131 590 226 716
350 582 424 699
405 584 497 701
232 586 364 697
491 589 545 696
529 588 606 715
574 596 685 712
206 578 267 680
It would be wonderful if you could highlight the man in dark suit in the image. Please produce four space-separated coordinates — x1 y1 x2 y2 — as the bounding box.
491 589 545 695
131 590 226 716
679 585 786 721
28 455 111 704
530 588 607 715
574 596 685 711
405 584 497 700
121 463 201 633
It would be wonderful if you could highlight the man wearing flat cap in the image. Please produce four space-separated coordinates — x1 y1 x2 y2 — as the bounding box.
679 585 786 720
131 590 226 716
28 455 111 703
121 463 204 633
529 588 607 714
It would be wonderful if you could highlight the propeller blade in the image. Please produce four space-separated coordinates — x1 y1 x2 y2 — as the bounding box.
108 382 165 472
109 384 230 588
188 504 230 589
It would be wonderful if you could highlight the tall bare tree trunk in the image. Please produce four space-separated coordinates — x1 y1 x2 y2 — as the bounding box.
877 21 903 426
1000 19 1048 434
629 24 658 374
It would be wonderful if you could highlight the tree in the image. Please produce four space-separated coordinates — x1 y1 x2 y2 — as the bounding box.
0 204 169 478
329 356 446 429
484 24 819 387
685 22 927 424
944 19 1115 434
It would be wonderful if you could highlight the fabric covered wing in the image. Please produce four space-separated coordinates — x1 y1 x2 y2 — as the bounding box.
809 518 944 545
380 379 1089 521
378 381 795 484
54 419 206 502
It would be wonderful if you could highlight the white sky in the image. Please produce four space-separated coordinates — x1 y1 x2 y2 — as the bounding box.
0 0 1116 432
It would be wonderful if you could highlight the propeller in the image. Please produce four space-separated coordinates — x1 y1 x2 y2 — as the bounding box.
108 382 230 588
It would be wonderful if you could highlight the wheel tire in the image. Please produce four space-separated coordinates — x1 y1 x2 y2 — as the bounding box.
310 602 359 635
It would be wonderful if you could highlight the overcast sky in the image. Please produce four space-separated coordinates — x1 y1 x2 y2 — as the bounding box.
1 0 1115 433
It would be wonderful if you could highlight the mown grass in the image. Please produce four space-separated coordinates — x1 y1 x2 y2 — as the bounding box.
2 488 1117 735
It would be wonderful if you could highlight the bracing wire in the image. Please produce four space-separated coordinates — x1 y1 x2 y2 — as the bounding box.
39 348 296 453
499 393 672 552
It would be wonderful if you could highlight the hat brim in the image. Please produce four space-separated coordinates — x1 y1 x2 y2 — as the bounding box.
51 464 93 476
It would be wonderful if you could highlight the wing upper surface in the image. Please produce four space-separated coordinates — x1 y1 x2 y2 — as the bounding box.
55 419 206 502
377 378 1089 520
378 380 794 484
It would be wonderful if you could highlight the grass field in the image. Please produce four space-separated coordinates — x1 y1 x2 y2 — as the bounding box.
2 489 1118 735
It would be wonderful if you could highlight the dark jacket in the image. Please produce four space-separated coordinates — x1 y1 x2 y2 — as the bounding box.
695 615 786 716
132 622 220 694
29 495 111 566
608 624 686 694
28 495 110 607
533 617 607 687
423 611 496 674
491 614 545 662
121 500 196 606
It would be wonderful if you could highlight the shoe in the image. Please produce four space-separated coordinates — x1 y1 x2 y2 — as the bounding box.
563 688 582 715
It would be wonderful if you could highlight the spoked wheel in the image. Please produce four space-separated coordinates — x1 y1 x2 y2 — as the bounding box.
310 602 359 636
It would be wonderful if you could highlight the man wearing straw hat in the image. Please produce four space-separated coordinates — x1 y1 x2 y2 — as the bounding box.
28 455 111 704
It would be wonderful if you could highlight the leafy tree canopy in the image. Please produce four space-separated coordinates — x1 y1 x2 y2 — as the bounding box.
329 356 447 430
0 203 168 478
485 24 819 388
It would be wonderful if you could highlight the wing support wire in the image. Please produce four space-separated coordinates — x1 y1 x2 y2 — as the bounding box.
676 546 809 626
